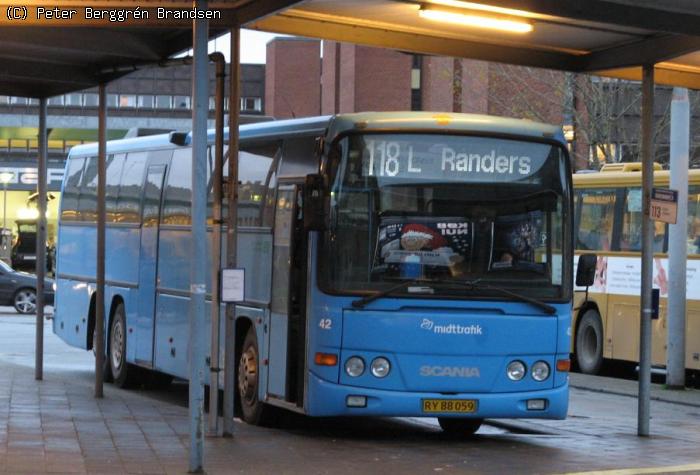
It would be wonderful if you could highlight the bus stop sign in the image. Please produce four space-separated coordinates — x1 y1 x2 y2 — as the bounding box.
650 188 678 224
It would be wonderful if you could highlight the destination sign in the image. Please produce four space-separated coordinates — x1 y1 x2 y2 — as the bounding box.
358 136 552 183
650 187 678 224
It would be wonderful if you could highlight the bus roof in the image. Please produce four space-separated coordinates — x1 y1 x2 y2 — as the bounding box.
68 112 565 157
573 166 700 188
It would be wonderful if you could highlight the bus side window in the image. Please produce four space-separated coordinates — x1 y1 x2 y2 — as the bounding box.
162 148 192 225
77 156 98 222
576 188 616 251
60 157 86 221
105 154 126 223
620 187 642 251
688 185 700 256
116 152 147 223
239 140 282 228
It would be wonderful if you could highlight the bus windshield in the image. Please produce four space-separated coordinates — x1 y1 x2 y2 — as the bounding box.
320 133 570 301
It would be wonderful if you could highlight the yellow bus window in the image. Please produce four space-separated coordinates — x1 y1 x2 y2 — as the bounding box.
689 186 700 256
577 189 615 251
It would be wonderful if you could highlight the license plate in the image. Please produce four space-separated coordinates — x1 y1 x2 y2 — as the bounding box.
421 399 478 414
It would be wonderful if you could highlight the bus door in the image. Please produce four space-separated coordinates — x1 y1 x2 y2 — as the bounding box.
135 164 167 366
268 181 307 406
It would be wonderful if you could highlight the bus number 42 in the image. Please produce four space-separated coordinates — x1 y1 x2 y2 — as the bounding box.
319 318 332 330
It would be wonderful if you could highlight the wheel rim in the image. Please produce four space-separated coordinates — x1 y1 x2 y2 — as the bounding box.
581 325 598 366
238 345 258 405
111 319 124 371
15 290 36 313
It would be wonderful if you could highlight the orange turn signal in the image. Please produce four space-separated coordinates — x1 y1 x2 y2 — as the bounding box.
556 359 571 372
314 352 338 366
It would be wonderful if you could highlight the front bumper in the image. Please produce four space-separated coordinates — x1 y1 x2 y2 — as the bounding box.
305 371 569 419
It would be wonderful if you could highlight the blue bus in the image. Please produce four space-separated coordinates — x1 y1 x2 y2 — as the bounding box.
54 112 578 435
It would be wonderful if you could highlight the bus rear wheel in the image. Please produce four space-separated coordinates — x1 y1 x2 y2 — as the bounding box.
237 327 273 426
438 417 483 436
109 303 140 388
575 309 604 374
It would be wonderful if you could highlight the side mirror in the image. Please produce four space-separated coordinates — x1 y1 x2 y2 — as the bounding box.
303 173 326 231
576 254 597 287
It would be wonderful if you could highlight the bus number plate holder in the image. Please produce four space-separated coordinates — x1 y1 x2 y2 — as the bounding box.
421 399 478 414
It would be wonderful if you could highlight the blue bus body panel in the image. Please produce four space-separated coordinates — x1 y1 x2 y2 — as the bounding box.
303 235 570 419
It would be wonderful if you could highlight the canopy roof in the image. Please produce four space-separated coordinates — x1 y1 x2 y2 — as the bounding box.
247 0 700 89
0 0 300 97
1 0 700 98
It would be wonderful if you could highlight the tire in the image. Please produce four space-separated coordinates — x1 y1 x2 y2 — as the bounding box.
438 417 483 436
14 288 36 314
575 309 604 375
237 326 273 425
109 303 139 388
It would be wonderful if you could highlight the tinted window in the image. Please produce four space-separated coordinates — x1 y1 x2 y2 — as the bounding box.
576 189 616 251
239 140 281 227
116 152 147 223
60 157 86 221
687 185 700 256
163 148 192 225
105 154 126 222
78 156 98 222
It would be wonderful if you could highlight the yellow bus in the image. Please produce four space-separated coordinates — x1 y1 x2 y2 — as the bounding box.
572 163 700 374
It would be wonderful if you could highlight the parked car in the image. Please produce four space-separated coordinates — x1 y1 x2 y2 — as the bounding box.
0 259 54 314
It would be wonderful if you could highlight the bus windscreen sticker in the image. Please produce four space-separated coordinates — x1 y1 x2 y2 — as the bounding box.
372 217 472 277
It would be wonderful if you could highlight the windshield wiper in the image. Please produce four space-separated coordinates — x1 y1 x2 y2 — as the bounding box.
351 279 432 309
432 278 557 315
350 277 555 314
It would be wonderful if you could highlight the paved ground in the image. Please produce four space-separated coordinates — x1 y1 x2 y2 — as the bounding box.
0 311 699 474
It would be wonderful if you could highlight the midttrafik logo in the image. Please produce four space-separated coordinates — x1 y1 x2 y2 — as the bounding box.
420 318 483 335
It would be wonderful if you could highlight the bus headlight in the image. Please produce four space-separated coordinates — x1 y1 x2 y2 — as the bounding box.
531 361 550 381
506 360 526 381
345 356 365 377
370 357 391 378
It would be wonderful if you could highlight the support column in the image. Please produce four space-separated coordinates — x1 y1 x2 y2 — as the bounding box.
638 64 655 437
35 97 47 381
189 1 208 471
95 83 107 398
223 27 241 438
667 87 689 389
207 52 226 436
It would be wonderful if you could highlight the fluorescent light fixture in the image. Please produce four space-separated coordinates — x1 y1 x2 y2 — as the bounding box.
427 0 535 18
419 5 533 33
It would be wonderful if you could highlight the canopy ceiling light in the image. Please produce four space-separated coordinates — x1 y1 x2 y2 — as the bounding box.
418 4 533 33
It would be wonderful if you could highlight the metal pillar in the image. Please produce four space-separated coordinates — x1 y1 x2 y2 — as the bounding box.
35 97 47 381
223 26 241 438
95 83 107 398
667 87 689 389
189 2 208 471
638 64 655 437
207 52 226 436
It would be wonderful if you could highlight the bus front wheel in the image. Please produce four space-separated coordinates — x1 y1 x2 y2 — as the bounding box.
237 327 273 425
438 417 483 436
575 309 604 374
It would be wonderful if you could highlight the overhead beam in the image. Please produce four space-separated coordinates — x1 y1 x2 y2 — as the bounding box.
0 58 96 87
0 29 164 62
472 0 700 36
251 13 580 71
577 34 700 72
234 0 301 26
